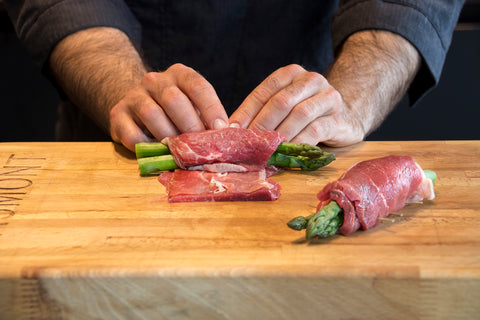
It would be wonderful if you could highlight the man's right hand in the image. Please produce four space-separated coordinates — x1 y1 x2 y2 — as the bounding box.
110 63 229 151
50 28 229 152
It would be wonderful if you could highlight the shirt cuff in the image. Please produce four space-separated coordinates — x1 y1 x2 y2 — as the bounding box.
332 0 463 105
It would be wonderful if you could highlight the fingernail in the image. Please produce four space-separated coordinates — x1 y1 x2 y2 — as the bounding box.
229 122 240 128
213 118 227 129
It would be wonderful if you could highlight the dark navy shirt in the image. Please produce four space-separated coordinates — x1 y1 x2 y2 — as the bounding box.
4 0 465 140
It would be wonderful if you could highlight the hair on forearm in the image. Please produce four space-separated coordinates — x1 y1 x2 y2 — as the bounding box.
49 27 148 133
326 30 421 136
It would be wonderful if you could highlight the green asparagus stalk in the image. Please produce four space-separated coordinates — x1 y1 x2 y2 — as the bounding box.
274 142 330 158
287 170 437 239
135 141 335 175
135 142 170 159
286 214 314 230
267 151 336 171
305 201 343 239
287 201 343 239
137 155 178 176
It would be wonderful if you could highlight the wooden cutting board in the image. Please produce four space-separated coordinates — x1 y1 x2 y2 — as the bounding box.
0 141 479 319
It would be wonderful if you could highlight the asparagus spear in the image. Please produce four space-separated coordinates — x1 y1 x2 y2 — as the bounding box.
274 142 330 158
286 201 344 239
267 151 336 171
137 155 178 176
286 214 314 231
135 142 170 159
287 170 437 239
135 141 335 175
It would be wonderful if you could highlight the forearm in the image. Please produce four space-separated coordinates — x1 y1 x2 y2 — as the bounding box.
49 27 148 134
326 30 421 137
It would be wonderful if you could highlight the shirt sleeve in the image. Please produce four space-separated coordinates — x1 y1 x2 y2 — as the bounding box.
332 0 465 105
3 0 141 72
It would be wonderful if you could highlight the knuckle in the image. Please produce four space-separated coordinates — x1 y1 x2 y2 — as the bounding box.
306 120 324 141
270 93 293 113
141 72 159 85
293 100 317 119
251 86 272 104
137 102 157 120
188 77 212 97
109 104 121 122
181 70 213 98
122 88 142 102
306 71 325 85
161 86 184 106
283 64 305 75
266 75 282 91
233 108 256 125
168 63 187 72
285 81 306 97
110 90 139 119
326 87 343 105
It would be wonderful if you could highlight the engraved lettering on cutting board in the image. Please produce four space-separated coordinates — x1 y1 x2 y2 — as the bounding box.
0 154 46 223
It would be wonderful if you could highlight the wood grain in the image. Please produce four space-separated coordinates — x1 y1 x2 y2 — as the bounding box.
0 141 479 319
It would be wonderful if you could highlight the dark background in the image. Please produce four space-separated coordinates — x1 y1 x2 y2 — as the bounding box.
1 2 479 142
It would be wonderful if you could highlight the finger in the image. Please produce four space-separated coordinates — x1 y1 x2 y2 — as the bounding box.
248 71 328 133
120 86 180 138
135 97 181 138
110 86 182 151
175 64 228 130
290 114 353 147
156 84 207 132
141 70 206 133
289 117 329 146
110 103 157 152
276 84 341 141
289 104 361 148
229 64 305 128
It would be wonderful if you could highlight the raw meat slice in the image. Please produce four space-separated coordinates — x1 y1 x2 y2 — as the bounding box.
189 163 265 173
158 169 281 202
189 163 280 177
316 155 435 235
162 127 286 170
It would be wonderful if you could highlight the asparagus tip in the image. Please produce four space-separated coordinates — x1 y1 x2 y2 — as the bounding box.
287 216 309 231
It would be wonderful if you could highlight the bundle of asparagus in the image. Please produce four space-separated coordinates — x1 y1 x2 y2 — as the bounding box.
135 141 335 175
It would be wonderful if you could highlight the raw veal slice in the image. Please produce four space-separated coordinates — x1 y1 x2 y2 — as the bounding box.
162 127 286 170
158 169 281 202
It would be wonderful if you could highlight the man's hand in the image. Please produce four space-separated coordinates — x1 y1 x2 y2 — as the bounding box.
230 30 421 147
229 64 365 146
110 63 228 150
50 27 228 152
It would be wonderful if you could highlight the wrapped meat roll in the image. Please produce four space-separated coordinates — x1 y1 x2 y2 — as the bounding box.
288 155 436 238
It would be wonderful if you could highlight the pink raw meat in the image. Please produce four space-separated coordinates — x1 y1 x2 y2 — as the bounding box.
162 127 286 170
316 156 435 235
158 169 281 202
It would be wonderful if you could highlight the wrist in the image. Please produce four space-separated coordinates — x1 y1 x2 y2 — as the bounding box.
326 30 420 136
